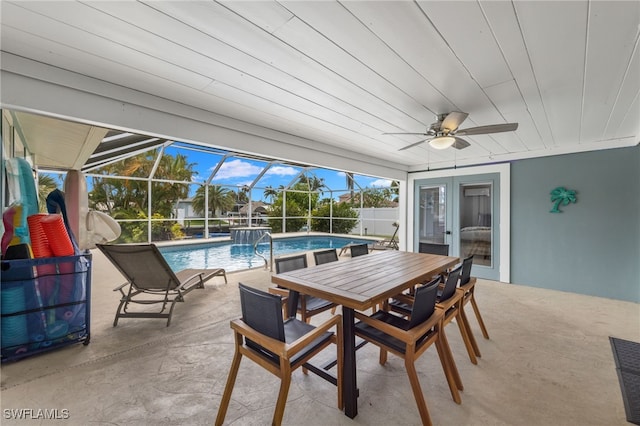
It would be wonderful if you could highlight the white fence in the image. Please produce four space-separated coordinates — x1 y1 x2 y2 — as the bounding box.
352 207 398 237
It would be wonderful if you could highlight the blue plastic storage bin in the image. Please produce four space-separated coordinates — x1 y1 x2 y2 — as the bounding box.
1 253 91 361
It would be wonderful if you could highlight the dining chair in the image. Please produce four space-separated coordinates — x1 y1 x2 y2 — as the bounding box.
457 255 489 353
354 278 462 426
431 255 489 359
389 264 478 366
435 265 478 365
415 243 451 287
313 249 340 315
313 248 339 265
418 242 450 256
349 243 369 257
215 283 343 425
270 254 337 323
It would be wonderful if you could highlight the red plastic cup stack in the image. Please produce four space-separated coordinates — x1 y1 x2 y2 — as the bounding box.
40 214 74 257
40 214 76 304
27 213 57 304
27 214 54 259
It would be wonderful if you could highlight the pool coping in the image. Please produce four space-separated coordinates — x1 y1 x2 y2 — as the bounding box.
151 231 383 248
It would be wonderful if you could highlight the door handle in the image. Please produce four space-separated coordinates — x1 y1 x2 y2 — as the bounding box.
445 230 451 235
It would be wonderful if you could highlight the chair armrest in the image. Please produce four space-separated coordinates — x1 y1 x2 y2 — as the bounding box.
177 271 205 287
113 282 129 295
230 318 288 357
268 286 289 298
355 311 408 342
458 277 477 293
458 283 473 294
436 291 463 311
355 309 443 344
392 293 415 305
404 308 443 341
286 314 341 357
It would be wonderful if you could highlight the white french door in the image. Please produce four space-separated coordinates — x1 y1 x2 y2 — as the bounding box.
413 171 504 281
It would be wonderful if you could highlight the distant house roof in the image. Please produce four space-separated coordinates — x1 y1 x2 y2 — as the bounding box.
238 201 269 215
338 193 354 204
338 193 398 207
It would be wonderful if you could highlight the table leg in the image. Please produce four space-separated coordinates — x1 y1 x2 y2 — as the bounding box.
342 307 358 418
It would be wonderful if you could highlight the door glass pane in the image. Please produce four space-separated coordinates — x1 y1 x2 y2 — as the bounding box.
419 185 446 244
459 183 492 266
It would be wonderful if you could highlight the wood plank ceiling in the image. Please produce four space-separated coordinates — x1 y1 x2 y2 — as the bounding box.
1 1 638 171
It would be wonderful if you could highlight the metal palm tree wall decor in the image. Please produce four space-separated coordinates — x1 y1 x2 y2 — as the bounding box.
550 187 577 213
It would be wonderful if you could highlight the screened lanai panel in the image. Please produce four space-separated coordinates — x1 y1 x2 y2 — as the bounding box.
150 181 191 217
32 125 401 243
83 131 168 172
252 163 304 202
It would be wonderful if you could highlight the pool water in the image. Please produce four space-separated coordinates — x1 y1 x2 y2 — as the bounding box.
159 236 373 273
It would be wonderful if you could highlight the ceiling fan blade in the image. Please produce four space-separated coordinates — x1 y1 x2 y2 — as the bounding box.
455 122 518 136
383 132 430 136
451 137 471 150
441 111 469 132
398 138 429 151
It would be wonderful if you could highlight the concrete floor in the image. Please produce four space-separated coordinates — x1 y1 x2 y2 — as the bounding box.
1 248 639 425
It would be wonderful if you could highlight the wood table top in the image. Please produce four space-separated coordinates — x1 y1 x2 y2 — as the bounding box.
271 250 459 311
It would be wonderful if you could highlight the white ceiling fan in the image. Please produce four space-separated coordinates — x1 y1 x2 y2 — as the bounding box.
386 112 518 151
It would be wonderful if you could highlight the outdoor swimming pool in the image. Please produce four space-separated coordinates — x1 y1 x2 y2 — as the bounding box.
159 235 374 272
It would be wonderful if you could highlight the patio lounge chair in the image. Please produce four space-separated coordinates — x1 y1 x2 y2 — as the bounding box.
96 243 227 327
372 222 400 250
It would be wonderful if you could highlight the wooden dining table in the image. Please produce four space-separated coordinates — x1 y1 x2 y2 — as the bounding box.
271 249 460 419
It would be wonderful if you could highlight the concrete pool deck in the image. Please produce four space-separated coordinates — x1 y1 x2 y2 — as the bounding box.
1 247 638 425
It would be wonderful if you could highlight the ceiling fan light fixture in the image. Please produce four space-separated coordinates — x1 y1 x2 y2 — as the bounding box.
429 135 456 150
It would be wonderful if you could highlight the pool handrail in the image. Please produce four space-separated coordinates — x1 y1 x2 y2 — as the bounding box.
254 231 273 272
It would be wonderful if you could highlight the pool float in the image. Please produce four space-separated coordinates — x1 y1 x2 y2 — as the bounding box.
63 170 89 250
1 204 28 255
2 158 38 253
46 189 79 254
5 158 38 218
84 210 121 249
0 285 28 351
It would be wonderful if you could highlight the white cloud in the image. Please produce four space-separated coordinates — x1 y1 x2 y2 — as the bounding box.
266 165 299 176
234 180 254 188
211 159 262 180
370 179 392 187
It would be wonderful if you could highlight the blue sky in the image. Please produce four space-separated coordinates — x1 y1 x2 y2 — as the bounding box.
43 143 393 202
165 144 392 201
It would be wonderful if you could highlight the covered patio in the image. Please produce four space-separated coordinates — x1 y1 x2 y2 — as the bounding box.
1 248 638 425
1 2 639 425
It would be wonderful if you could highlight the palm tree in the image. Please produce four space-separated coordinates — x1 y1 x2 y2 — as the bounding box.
345 172 355 202
302 174 326 192
237 185 250 205
192 184 234 217
390 180 400 203
550 187 577 213
89 150 196 217
37 174 58 212
264 186 278 203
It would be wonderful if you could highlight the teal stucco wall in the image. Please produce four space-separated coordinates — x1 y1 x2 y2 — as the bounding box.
510 145 639 302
